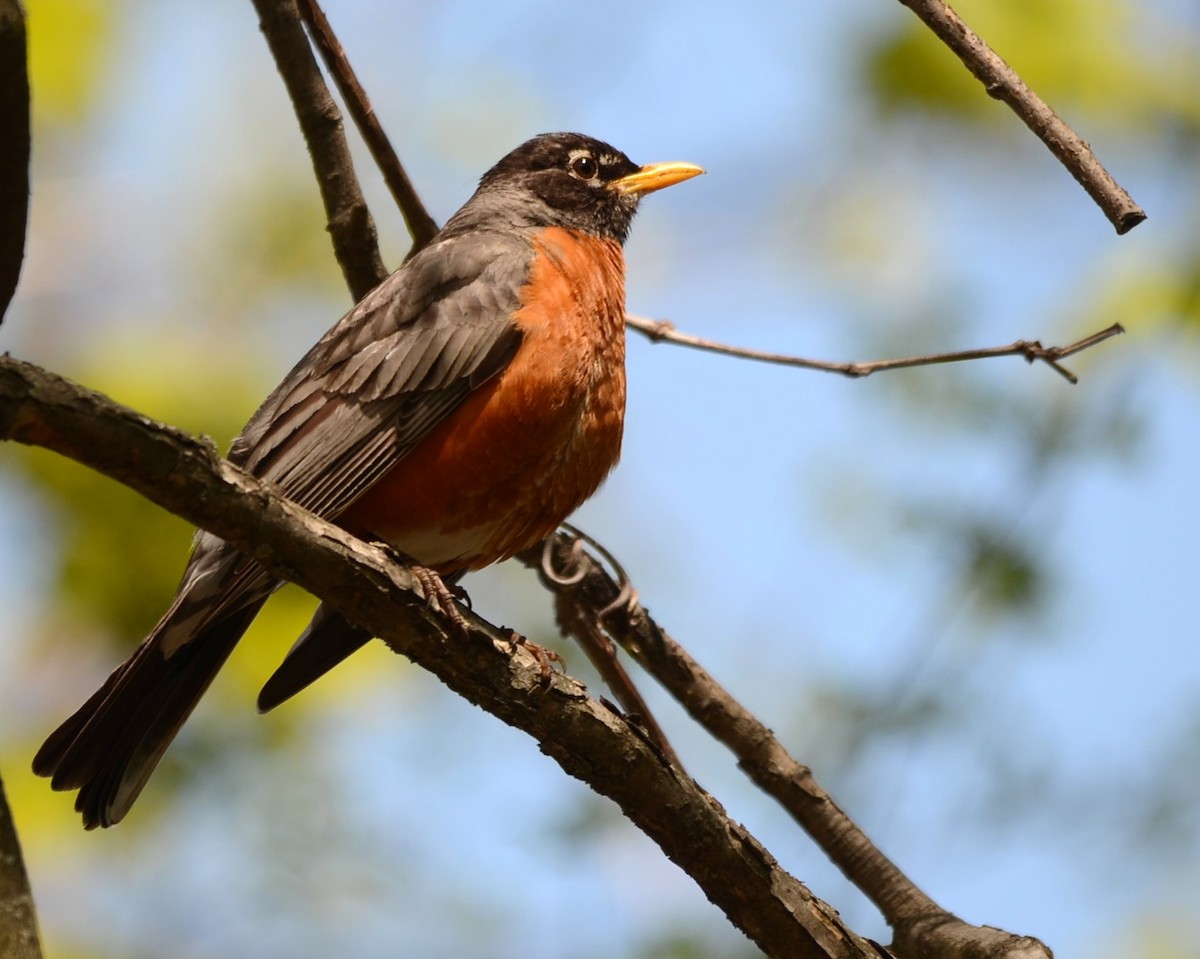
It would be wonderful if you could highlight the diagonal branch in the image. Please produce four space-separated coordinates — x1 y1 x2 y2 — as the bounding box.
529 531 1053 959
895 0 1146 234
0 354 884 959
533 525 684 769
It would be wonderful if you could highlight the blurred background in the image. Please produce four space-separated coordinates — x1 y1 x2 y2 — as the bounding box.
2 1 1198 957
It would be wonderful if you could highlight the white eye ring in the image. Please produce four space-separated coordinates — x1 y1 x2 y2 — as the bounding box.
569 153 599 180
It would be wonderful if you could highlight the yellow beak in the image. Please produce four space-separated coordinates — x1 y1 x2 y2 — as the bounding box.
611 160 705 197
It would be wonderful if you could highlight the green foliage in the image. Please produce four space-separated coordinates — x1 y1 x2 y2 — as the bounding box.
25 0 119 125
5 347 255 644
962 524 1042 616
188 170 354 318
14 444 195 643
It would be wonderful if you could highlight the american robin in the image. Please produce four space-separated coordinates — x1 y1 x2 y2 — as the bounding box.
33 132 703 829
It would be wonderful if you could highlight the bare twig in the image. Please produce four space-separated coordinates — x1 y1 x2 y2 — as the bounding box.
527 527 683 769
530 531 1052 959
628 314 1125 385
0 354 883 959
895 0 1146 234
249 0 386 298
296 0 439 254
0 0 30 323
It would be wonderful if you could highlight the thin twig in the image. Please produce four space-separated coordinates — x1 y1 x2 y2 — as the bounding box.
250 0 386 298
525 528 683 770
895 0 1145 234
628 315 1125 385
528 535 939 925
296 0 439 254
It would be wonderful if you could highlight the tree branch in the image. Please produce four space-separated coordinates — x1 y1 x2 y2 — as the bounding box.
249 0 387 298
895 0 1146 234
296 0 439 254
526 532 1052 959
0 772 43 959
627 315 1125 385
0 0 30 323
243 10 1101 953
533 523 685 768
0 6 42 955
259 0 1128 389
0 354 888 959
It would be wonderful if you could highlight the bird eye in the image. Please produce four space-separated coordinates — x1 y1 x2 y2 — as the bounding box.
570 154 599 180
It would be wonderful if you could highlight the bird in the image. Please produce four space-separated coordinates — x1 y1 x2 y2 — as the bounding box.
32 132 703 829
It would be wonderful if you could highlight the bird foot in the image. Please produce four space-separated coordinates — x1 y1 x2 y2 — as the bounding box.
507 631 563 685
411 565 470 633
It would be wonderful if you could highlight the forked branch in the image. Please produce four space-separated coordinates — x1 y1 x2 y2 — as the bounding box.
529 531 1053 959
296 0 439 252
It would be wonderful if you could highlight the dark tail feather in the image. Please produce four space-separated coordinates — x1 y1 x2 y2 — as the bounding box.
32 596 268 829
256 602 371 713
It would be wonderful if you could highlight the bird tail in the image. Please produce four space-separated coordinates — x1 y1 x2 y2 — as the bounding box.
33 556 272 829
256 601 371 714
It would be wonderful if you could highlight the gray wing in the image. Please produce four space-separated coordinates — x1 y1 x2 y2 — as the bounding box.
31 234 534 828
230 230 529 518
177 230 529 626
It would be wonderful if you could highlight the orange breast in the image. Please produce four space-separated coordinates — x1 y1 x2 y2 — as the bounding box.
338 228 627 573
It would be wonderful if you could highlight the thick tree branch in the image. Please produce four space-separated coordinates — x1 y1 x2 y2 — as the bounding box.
249 0 386 298
895 0 1146 234
0 773 42 959
0 354 886 959
527 532 1052 959
0 0 30 322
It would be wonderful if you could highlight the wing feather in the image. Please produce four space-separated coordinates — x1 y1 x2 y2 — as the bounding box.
231 231 529 521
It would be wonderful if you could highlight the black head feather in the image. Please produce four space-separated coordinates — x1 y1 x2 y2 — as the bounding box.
445 133 647 244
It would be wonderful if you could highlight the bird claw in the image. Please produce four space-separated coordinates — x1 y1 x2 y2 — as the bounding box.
507 630 563 685
410 565 470 633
